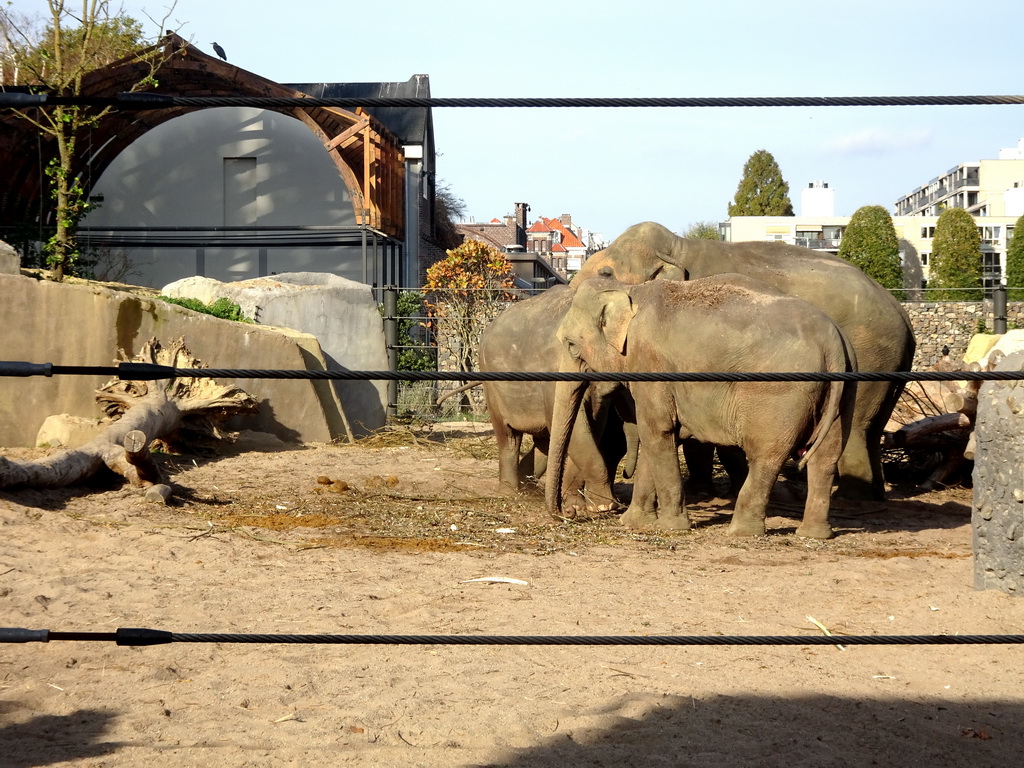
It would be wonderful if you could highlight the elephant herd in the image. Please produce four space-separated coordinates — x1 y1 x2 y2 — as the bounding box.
477 221 916 540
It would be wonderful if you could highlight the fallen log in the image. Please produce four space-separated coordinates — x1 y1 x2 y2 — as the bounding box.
0 338 258 492
891 412 973 448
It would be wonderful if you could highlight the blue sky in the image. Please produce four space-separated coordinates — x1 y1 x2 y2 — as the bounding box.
28 0 1024 239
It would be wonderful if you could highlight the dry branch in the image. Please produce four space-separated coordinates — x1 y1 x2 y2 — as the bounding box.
0 338 258 492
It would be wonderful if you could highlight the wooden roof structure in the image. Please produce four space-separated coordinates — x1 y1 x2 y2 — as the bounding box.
0 34 406 238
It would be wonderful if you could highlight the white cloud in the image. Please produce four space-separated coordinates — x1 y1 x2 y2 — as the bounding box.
822 128 934 156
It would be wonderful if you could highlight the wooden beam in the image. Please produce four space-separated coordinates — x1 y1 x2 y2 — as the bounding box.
325 117 370 151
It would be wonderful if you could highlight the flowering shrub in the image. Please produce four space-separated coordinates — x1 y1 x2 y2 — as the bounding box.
422 240 517 373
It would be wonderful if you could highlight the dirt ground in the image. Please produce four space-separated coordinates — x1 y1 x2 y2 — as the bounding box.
2 421 1023 767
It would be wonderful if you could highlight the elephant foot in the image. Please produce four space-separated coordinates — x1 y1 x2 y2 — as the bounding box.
656 514 691 532
795 523 834 540
726 520 766 537
620 505 658 529
835 476 885 502
683 481 715 502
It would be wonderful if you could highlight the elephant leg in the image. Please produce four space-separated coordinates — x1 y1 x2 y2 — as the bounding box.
717 446 748 497
727 453 786 537
566 412 618 513
494 425 524 495
681 439 716 499
521 434 549 481
646 432 689 531
619 455 660 528
797 424 844 539
836 380 890 501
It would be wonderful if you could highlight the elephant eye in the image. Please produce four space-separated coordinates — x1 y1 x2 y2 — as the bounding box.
566 340 582 360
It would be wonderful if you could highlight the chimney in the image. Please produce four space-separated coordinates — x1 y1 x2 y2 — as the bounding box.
560 214 573 227
515 202 530 248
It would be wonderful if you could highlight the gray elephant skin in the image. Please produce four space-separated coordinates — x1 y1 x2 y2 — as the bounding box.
547 275 856 540
478 285 631 510
576 221 915 501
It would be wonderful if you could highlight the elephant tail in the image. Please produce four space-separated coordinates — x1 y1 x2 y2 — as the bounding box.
795 379 845 472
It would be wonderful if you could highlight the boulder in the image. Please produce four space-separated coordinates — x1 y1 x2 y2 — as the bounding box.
162 272 388 435
35 414 105 449
0 240 19 275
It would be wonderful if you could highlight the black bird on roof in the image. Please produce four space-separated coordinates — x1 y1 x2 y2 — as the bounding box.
212 42 227 60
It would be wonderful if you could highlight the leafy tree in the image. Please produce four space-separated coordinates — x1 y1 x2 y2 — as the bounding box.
1006 214 1024 301
682 221 720 240
929 207 982 300
0 2 175 280
423 240 517 374
838 205 905 299
728 149 794 216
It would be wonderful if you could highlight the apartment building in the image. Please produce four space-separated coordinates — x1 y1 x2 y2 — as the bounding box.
723 140 1024 293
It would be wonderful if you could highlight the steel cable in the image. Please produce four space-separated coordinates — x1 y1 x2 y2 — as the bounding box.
4 627 1024 647
5 93 1024 110
2 361 1024 383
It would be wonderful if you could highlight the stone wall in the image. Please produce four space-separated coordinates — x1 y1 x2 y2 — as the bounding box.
972 350 1024 595
902 301 1024 368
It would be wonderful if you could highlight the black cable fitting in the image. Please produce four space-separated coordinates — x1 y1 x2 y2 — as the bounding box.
0 361 53 377
0 93 48 107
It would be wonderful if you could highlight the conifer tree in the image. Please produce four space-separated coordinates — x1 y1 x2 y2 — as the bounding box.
728 149 794 216
1005 214 1024 301
929 207 982 300
838 205 904 298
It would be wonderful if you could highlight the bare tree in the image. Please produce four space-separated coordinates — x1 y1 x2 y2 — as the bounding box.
1 1 177 280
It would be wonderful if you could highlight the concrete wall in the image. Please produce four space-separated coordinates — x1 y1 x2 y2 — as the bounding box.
0 274 356 447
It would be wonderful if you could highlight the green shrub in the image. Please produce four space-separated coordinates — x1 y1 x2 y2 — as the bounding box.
158 295 254 323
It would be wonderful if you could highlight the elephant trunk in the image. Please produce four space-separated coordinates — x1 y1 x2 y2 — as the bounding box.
546 377 587 519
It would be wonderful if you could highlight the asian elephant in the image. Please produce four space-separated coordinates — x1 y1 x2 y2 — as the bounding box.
574 221 915 501
546 275 856 539
478 285 634 511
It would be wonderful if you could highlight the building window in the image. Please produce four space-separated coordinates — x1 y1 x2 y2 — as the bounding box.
921 253 929 266
920 226 935 239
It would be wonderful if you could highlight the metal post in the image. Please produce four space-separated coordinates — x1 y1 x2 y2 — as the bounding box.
383 285 399 419
993 284 1008 335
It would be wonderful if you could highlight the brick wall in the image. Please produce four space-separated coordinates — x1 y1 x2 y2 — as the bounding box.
902 301 1024 368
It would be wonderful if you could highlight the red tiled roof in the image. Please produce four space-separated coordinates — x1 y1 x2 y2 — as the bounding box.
544 217 585 248
552 243 568 252
527 220 552 233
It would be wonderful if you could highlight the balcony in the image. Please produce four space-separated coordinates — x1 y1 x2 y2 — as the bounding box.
793 237 841 251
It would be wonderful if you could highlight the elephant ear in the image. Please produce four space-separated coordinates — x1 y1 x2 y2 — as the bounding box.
598 289 637 355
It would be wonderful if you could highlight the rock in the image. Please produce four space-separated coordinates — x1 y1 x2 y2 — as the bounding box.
963 333 1001 366
972 350 1024 595
0 240 18 275
36 414 105 448
162 272 388 436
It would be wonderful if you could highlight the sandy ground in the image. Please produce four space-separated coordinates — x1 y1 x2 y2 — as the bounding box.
2 422 1024 767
